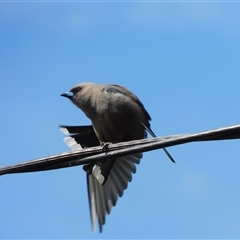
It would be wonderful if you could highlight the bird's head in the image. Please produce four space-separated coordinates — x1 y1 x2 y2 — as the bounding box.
61 82 96 117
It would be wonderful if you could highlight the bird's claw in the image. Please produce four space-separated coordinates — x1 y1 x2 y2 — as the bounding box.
101 142 111 154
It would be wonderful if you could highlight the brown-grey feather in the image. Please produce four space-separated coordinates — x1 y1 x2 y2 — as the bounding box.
67 82 151 232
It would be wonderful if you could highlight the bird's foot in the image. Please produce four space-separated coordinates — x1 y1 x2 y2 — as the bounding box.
101 142 111 154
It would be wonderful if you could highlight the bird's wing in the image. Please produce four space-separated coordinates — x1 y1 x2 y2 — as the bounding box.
60 125 141 232
59 125 100 149
104 84 152 122
87 153 141 232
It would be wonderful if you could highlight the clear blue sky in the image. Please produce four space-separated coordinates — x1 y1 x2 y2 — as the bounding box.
1 2 240 239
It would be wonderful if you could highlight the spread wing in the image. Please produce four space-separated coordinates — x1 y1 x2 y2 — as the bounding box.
59 125 141 232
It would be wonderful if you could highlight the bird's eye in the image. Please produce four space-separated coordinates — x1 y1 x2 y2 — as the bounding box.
72 87 81 93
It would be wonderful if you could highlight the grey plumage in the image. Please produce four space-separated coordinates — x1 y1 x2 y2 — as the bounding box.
60 82 173 232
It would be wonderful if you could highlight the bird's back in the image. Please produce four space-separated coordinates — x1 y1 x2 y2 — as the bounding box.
89 83 151 143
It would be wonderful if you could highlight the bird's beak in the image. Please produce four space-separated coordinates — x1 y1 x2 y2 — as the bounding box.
61 92 74 100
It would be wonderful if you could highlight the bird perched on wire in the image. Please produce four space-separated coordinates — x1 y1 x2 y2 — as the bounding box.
60 82 174 232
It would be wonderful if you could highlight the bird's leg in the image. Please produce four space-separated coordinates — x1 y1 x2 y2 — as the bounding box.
101 142 111 154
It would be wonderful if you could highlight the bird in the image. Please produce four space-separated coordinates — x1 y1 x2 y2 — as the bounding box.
60 82 174 232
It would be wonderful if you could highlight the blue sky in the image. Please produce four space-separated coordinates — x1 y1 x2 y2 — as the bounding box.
1 2 240 239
